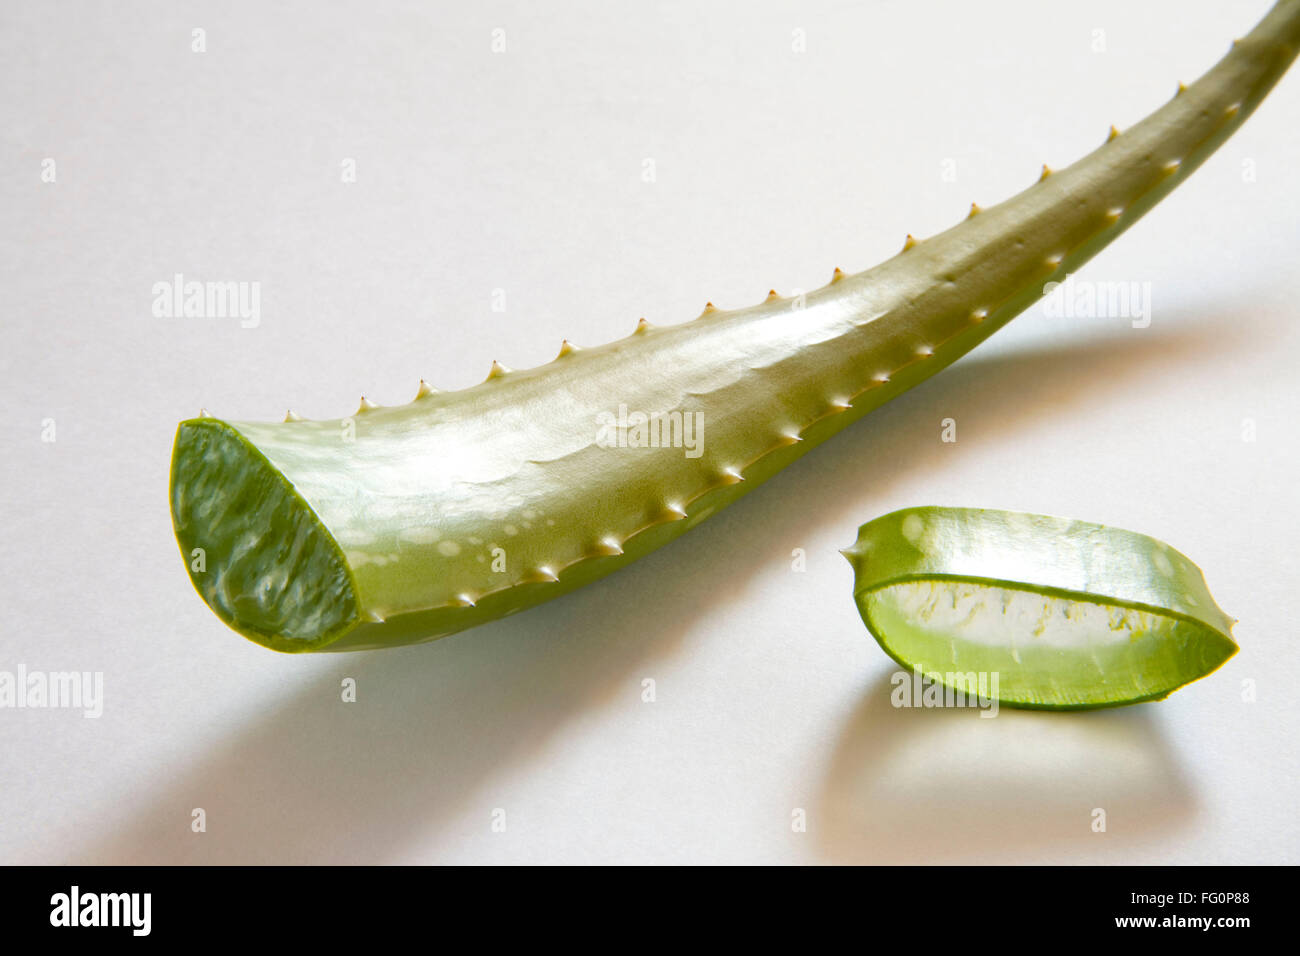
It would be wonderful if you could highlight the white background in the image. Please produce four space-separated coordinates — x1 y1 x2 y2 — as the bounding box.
2 0 1297 864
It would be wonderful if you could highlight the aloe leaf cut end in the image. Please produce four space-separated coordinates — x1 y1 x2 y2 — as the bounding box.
170 419 360 652
843 507 1238 710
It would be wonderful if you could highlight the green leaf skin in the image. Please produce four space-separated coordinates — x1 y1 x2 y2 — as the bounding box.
171 2 1300 652
842 507 1238 709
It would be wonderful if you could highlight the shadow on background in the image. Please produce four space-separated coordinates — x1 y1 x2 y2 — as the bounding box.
817 672 1194 864
78 316 1227 863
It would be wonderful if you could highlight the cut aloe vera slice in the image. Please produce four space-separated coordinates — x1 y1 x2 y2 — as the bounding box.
842 507 1237 709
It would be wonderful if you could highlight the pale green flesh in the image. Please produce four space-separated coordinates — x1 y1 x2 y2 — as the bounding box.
844 508 1238 709
170 420 359 652
864 582 1234 709
171 2 1300 652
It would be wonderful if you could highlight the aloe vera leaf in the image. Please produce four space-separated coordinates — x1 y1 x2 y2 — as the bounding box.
842 507 1238 709
171 2 1300 652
